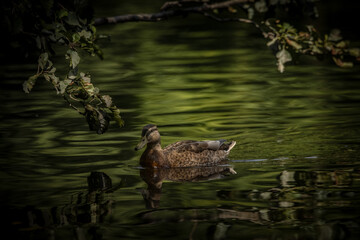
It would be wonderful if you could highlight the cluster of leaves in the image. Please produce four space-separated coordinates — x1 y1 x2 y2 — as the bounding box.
64 72 124 134
6 0 123 134
265 21 360 72
205 0 359 72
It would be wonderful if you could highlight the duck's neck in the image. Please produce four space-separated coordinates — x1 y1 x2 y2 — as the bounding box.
147 141 162 151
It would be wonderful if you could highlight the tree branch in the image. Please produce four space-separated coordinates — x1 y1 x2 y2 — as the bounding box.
94 0 254 25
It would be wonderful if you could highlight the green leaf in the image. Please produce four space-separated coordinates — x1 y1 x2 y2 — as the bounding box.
72 33 81 43
101 95 112 108
83 82 99 96
349 48 360 58
80 72 91 83
23 74 38 93
58 9 68 19
333 57 353 68
286 38 302 50
66 50 80 69
276 48 292 73
49 67 56 74
79 30 92 40
85 105 110 134
64 11 80 26
111 108 124 127
336 41 348 48
43 73 50 82
38 52 49 70
267 38 277 47
311 45 323 54
328 29 342 42
247 7 254 19
49 74 59 85
90 25 97 35
60 79 72 94
255 0 268 13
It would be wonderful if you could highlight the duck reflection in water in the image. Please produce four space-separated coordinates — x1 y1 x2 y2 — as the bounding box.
140 166 236 209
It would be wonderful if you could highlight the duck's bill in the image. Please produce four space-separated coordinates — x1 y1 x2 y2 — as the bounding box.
135 137 147 151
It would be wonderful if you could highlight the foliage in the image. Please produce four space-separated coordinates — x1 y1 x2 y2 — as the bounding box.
2 0 359 133
242 0 359 71
222 0 360 71
2 0 123 134
264 21 360 72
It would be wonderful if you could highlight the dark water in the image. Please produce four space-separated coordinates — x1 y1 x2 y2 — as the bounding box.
1 2 360 240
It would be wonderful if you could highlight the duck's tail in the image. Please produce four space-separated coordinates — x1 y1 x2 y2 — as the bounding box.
226 141 236 153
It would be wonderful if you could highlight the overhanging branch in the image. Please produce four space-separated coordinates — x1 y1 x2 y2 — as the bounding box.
94 0 254 25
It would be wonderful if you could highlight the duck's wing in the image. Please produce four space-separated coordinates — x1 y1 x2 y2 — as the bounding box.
164 140 233 153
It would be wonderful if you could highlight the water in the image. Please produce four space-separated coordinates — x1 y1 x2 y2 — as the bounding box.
1 3 360 239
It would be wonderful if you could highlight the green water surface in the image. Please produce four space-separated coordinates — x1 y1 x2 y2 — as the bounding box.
1 2 360 240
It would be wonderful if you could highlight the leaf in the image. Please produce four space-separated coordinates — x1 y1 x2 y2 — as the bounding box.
90 25 97 35
111 108 124 127
83 82 99 96
349 48 360 58
68 68 78 80
85 105 110 134
332 57 353 68
58 9 68 19
247 7 255 19
267 37 278 47
64 11 80 26
335 41 348 48
59 79 72 94
328 29 342 42
72 33 81 43
23 74 38 93
80 72 91 83
101 95 112 108
285 38 302 50
43 73 50 82
47 60 53 69
38 52 49 70
79 30 92 40
49 67 56 74
255 0 268 13
311 45 323 54
49 74 59 85
66 50 80 69
276 48 292 73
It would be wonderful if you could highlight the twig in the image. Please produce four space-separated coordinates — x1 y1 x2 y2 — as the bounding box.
161 0 210 11
64 96 85 115
94 0 254 25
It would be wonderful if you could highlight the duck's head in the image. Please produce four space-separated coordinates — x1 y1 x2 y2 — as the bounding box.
135 124 161 151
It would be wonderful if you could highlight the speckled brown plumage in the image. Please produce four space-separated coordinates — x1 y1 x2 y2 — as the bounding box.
135 124 236 168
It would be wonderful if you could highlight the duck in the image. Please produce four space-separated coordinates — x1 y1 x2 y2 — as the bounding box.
135 124 236 168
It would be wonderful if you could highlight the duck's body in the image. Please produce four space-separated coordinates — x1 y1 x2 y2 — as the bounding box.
135 124 236 168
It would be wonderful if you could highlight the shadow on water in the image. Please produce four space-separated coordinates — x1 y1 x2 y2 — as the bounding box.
4 164 360 240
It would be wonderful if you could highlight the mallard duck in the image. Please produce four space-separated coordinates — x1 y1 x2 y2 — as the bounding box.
135 124 236 168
